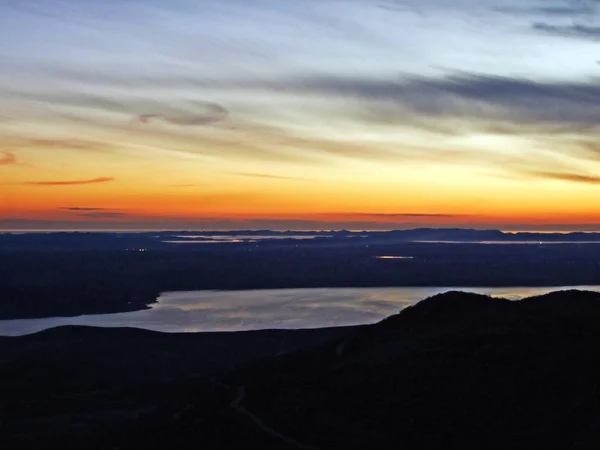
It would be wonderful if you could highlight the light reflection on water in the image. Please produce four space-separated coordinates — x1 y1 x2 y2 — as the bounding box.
1 286 599 336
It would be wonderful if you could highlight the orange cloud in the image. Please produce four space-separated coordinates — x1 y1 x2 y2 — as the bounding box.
25 177 115 186
0 152 16 165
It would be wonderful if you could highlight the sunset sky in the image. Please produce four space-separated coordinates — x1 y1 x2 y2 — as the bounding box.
1 0 600 231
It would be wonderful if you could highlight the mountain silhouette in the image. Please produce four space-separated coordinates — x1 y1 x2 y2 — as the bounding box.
3 290 600 449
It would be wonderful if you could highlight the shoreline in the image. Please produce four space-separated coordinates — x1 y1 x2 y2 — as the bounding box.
3 286 600 337
3 283 600 321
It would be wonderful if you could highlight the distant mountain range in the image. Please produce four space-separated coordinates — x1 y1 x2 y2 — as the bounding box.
2 227 600 252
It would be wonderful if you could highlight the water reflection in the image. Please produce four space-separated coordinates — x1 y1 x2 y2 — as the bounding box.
0 286 598 336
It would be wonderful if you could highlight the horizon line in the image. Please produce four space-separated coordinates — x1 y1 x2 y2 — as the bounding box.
2 228 600 234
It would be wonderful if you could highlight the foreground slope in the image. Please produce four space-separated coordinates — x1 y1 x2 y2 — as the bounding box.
3 290 600 449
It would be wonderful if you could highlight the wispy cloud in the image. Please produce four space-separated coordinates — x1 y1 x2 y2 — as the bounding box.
526 0 600 42
253 73 600 129
340 212 470 218
26 139 110 151
528 171 600 184
57 207 127 218
76 211 128 218
135 114 226 126
56 70 600 174
232 172 308 181
496 5 596 17
3 0 600 224
532 23 600 40
0 152 16 165
135 102 229 126
305 212 476 223
535 5 595 15
25 177 115 186
58 207 108 211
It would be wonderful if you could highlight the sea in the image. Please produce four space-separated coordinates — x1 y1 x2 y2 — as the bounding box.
1 286 599 336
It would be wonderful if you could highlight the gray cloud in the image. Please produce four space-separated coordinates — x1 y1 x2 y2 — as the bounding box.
528 0 600 41
135 102 229 126
496 5 595 16
497 0 600 18
532 22 600 40
26 71 600 138
58 207 108 211
238 73 600 133
5 87 229 129
535 5 595 15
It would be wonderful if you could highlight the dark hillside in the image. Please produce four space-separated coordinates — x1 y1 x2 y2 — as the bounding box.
3 290 600 449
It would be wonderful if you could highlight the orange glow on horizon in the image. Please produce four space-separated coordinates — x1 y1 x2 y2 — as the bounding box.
3 117 600 231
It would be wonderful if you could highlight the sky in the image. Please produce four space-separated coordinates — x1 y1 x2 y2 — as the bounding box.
1 0 600 231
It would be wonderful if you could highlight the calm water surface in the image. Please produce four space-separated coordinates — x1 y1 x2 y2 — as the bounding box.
1 286 599 336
